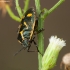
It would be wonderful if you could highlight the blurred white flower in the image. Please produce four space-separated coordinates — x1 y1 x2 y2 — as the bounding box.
49 36 66 49
41 36 66 70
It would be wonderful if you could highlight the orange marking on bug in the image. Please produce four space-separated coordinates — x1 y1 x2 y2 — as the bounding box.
20 30 23 35
30 17 35 39
18 40 22 44
27 13 32 17
30 31 33 39
20 30 24 40
24 22 28 29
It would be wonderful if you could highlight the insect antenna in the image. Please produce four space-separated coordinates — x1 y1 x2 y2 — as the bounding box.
14 47 26 56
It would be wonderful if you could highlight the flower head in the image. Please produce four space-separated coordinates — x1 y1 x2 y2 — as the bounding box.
49 36 66 49
41 36 66 70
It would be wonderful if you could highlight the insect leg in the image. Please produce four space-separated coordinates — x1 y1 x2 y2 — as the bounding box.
32 37 43 55
27 37 42 55
37 28 45 34
27 41 33 52
34 19 45 35
27 37 36 52
27 37 37 52
34 28 45 35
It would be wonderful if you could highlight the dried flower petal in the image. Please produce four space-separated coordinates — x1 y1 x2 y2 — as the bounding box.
60 53 70 70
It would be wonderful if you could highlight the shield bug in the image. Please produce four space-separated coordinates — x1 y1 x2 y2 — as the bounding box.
15 8 44 55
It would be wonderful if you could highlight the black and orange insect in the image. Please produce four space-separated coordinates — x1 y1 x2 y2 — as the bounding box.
15 8 44 55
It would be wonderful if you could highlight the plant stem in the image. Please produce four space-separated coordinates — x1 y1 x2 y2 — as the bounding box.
43 0 65 19
38 17 44 70
35 0 65 70
35 0 44 70
35 0 41 14
23 0 30 14
6 4 21 22
15 0 23 18
48 0 65 14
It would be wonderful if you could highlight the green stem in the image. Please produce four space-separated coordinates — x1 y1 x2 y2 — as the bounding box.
35 0 41 14
15 0 23 17
48 0 65 14
35 0 44 70
6 4 21 22
43 0 65 19
38 17 44 70
35 0 65 70
23 0 30 14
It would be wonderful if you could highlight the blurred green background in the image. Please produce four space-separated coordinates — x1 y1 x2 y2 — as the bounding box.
0 0 70 70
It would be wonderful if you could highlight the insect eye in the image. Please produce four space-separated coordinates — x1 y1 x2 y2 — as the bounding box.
27 13 32 17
